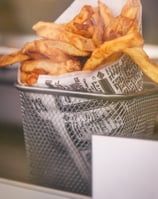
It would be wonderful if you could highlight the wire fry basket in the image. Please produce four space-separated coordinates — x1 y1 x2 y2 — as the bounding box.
16 82 158 196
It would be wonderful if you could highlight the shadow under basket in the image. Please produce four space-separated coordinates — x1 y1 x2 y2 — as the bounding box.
16 82 158 196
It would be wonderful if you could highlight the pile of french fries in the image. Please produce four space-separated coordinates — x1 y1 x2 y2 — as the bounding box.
0 0 158 86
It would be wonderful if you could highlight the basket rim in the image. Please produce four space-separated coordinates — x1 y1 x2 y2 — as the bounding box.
15 81 158 100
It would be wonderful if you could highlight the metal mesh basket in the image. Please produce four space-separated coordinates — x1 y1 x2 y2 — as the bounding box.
16 82 158 196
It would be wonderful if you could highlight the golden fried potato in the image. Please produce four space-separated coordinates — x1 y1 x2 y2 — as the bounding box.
20 71 39 85
21 41 37 54
20 71 28 83
83 32 144 71
32 21 96 51
104 16 137 40
0 51 29 67
35 39 90 57
35 40 72 62
100 52 123 65
123 47 158 84
98 0 113 27
65 5 95 38
21 59 81 75
21 41 47 59
121 0 141 23
104 0 141 40
28 52 47 60
65 4 108 46
91 7 104 47
21 40 69 61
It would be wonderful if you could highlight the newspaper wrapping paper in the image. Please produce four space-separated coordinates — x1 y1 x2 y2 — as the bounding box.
37 54 143 94
19 0 145 192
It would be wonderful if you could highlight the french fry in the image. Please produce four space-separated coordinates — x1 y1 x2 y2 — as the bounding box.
34 40 71 62
123 47 158 84
20 71 28 83
0 51 29 67
27 52 47 60
83 31 144 71
104 0 141 40
35 39 90 57
100 52 123 65
22 40 71 61
21 59 81 75
21 41 37 54
20 71 39 85
92 7 104 47
65 4 106 46
98 0 113 27
98 0 114 42
21 42 47 60
121 0 141 23
65 5 95 38
26 73 39 85
33 21 96 51
104 16 135 40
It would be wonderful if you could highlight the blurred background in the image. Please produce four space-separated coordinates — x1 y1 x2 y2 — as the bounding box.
0 0 74 47
141 0 158 44
0 0 158 187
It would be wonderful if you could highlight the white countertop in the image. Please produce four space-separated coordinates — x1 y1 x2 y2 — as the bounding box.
0 178 91 199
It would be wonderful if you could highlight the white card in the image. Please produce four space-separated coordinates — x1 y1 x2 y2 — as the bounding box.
92 135 158 199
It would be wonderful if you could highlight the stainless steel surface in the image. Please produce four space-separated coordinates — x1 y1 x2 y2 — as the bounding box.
16 82 158 196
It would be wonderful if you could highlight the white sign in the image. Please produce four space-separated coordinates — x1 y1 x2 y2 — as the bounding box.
92 135 158 199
